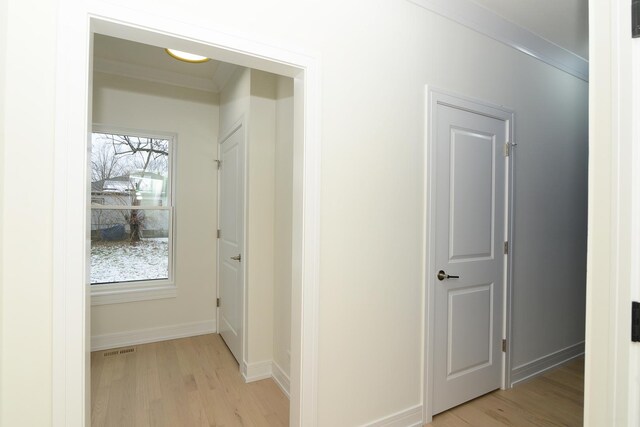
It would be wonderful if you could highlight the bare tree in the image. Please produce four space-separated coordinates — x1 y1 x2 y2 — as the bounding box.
108 134 169 176
92 133 169 242
104 134 168 242
91 139 124 182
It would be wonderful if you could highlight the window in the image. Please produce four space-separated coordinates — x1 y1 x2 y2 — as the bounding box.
90 128 175 304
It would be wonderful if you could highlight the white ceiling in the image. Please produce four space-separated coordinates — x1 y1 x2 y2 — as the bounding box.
94 1 589 86
93 34 238 92
470 0 589 59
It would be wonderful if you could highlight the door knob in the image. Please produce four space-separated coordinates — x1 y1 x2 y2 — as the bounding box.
437 270 459 281
230 254 241 262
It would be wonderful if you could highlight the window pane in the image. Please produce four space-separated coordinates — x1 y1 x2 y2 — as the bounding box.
91 209 170 284
91 133 170 207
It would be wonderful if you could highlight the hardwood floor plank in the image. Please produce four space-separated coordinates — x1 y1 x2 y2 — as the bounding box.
93 334 580 427
91 334 289 427
429 357 584 427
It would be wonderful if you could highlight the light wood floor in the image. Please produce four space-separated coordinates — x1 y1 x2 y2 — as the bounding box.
91 334 289 427
92 334 583 427
429 357 584 426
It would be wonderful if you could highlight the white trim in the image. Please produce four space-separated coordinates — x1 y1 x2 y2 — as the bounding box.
53 3 321 426
242 360 273 382
53 1 92 424
362 404 423 427
585 0 636 424
91 319 216 351
91 205 171 210
272 361 291 398
92 123 177 141
91 284 176 305
407 0 588 82
89 125 177 299
630 34 640 427
241 360 291 398
510 342 584 387
296 53 322 427
503 91 517 390
94 57 217 92
423 85 514 423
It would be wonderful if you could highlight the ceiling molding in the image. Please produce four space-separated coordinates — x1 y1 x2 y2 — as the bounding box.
211 62 239 92
93 57 218 92
407 0 589 82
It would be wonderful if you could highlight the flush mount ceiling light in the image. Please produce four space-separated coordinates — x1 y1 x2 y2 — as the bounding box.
165 48 210 63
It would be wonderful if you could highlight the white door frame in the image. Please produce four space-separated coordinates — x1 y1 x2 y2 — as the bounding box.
584 0 639 424
52 2 322 426
423 86 515 423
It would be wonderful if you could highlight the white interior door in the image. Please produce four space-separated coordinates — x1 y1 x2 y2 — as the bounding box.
218 124 245 364
432 101 507 414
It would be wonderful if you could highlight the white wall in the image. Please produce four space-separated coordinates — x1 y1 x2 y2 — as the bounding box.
1 1 588 425
274 75 294 378
246 70 277 365
91 72 219 339
219 67 250 136
0 0 7 418
1 0 57 425
509 79 588 371
219 68 294 379
470 0 589 59
220 67 290 370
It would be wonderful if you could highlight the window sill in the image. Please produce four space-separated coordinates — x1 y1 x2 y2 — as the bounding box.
90 282 176 306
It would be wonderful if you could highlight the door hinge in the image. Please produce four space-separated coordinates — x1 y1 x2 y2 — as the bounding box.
504 241 509 254
502 339 507 352
504 142 517 157
215 159 221 169
217 297 220 308
633 0 640 37
217 229 221 238
632 301 640 342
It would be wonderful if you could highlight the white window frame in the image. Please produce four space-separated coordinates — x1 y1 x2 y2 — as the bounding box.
90 125 177 305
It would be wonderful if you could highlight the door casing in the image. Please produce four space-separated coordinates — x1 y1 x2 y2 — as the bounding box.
52 3 322 426
423 86 515 423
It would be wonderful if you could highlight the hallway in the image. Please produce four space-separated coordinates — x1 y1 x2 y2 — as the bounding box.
430 358 583 426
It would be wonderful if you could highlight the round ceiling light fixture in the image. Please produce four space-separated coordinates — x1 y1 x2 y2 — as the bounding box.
165 48 210 63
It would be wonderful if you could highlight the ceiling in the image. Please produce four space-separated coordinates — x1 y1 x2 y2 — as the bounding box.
470 0 589 59
94 0 589 87
93 34 238 92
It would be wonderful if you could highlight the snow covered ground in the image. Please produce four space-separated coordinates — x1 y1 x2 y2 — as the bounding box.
91 238 169 284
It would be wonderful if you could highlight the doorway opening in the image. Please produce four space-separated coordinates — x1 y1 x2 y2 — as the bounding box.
52 10 321 426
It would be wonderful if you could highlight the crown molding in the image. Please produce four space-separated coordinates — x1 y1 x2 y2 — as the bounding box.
211 61 238 92
93 57 219 92
407 0 589 82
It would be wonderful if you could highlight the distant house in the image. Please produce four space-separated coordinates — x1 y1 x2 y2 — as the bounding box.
91 173 168 239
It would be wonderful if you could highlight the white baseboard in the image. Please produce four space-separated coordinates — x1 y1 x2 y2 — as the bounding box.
242 360 273 382
363 404 423 427
91 319 216 351
272 361 291 398
242 359 291 399
510 341 585 387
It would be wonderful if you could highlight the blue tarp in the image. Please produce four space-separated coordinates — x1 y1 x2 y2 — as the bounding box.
100 224 126 241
